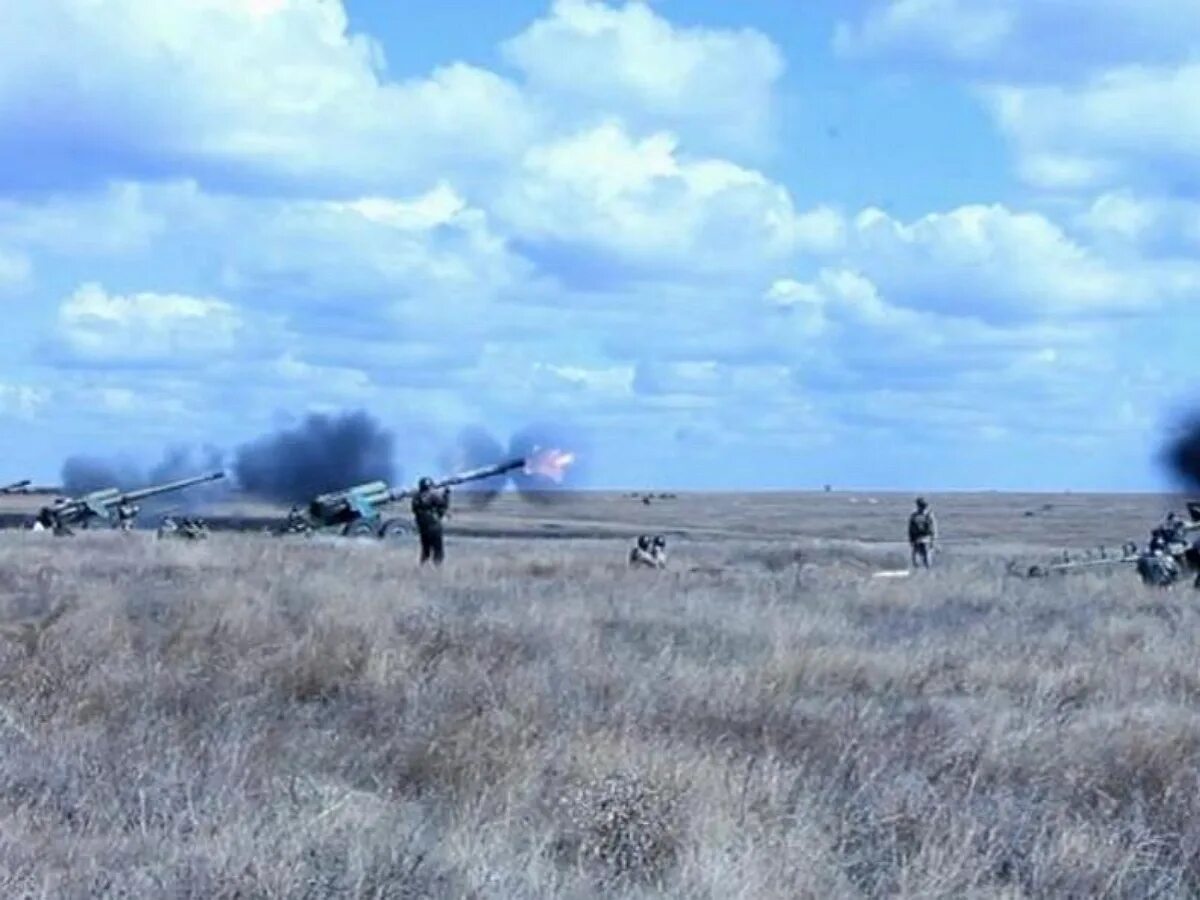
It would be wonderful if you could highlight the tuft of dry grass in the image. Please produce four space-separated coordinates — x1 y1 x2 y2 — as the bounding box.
0 529 1197 897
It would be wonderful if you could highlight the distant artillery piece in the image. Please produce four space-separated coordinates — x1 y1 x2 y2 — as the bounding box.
33 471 225 536
1020 502 1200 587
280 458 527 538
0 479 32 495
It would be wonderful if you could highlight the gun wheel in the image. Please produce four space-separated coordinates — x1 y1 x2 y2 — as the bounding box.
379 519 409 539
343 520 377 538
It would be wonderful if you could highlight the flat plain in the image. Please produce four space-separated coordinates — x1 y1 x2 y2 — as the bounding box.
0 490 1197 898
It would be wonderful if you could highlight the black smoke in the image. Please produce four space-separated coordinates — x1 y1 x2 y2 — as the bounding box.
438 425 507 509
1166 416 1200 490
61 456 144 495
234 410 397 504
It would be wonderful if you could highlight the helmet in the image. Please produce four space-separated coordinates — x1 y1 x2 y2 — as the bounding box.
637 535 650 550
652 535 665 548
418 477 434 490
915 497 927 509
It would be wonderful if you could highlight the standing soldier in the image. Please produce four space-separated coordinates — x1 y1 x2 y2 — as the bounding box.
411 476 450 565
908 497 937 569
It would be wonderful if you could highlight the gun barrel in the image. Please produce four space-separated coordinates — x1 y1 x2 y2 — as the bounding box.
0 479 31 493
119 471 225 503
384 458 524 503
435 458 524 489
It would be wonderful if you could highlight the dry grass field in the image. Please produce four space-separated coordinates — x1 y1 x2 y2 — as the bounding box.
0 493 1197 898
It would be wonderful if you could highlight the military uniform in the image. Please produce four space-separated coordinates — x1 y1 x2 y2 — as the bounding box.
649 535 667 568
908 498 936 569
115 502 139 532
629 535 662 569
412 479 449 565
1137 550 1181 588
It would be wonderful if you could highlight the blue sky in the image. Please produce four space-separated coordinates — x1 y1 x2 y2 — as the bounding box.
0 0 1197 491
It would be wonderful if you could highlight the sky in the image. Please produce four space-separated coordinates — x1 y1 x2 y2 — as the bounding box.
0 0 1198 491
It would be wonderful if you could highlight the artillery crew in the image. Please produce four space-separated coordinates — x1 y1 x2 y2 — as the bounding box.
908 497 937 569
115 501 139 532
411 476 450 565
629 535 667 569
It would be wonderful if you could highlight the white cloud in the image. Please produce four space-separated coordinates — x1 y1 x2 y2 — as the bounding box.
1076 192 1200 257
0 383 50 419
502 0 784 153
845 204 1172 322
329 184 468 232
496 121 840 278
55 283 243 365
836 0 1200 79
0 0 535 193
987 65 1200 192
0 248 31 296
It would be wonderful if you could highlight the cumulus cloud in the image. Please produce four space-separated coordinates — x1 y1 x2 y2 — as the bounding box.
502 0 784 153
496 121 841 281
53 283 243 366
0 0 535 193
836 0 1200 79
844 204 1182 323
987 65 1200 192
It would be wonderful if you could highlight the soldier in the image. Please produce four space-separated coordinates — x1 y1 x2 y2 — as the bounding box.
411 476 449 565
1137 547 1181 588
1152 512 1188 552
283 505 309 534
908 497 937 569
157 514 178 539
115 500 139 532
650 535 668 568
629 535 661 569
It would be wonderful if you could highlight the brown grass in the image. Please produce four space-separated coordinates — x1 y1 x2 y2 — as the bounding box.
0 527 1197 898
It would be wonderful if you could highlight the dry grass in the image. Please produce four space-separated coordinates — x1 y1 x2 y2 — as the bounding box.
0 527 1197 898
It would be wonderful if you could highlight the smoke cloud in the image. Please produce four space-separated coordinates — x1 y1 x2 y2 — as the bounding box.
438 425 507 509
234 410 397 504
1166 416 1200 490
61 456 143 495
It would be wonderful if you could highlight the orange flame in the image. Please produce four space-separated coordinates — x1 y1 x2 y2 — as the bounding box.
524 447 576 484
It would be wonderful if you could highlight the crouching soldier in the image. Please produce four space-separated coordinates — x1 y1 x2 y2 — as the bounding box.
629 535 666 569
115 501 139 532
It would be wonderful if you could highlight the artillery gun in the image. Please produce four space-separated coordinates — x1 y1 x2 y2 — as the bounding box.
1021 502 1200 588
0 479 31 495
34 471 225 535
281 458 525 538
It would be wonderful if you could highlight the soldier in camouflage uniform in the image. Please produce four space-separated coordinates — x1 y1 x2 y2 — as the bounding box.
115 501 139 532
629 535 667 569
411 476 449 565
908 497 937 569
628 535 660 568
1137 548 1181 588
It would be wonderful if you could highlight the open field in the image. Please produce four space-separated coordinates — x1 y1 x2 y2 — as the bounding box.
0 494 1198 897
0 488 1187 550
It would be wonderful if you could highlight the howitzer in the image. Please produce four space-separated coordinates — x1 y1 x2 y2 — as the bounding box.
35 471 225 535
283 458 526 538
0 479 31 495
